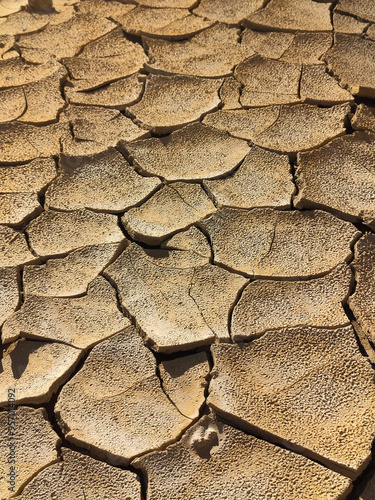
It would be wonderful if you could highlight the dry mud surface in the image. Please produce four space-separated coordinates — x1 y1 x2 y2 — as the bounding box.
1 0 375 499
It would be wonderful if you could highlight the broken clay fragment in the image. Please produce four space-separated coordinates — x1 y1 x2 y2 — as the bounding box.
133 414 352 499
0 339 81 405
244 0 332 32
200 208 360 278
0 226 37 268
0 407 59 498
324 34 375 98
127 74 222 133
295 132 375 229
122 123 250 181
55 328 191 464
2 277 130 348
15 448 141 500
209 325 375 478
0 267 19 326
26 208 125 257
122 182 216 244
46 148 160 212
231 263 352 341
104 243 247 352
159 352 210 419
349 233 375 345
203 146 295 209
203 103 349 153
23 243 123 297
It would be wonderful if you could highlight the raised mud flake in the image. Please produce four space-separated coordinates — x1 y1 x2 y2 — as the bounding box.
2 276 130 347
349 234 375 345
0 61 67 125
64 104 149 149
122 182 216 244
232 264 352 341
18 13 116 62
77 0 134 15
367 24 375 40
0 340 81 405
295 132 375 228
241 29 294 60
332 11 369 34
0 0 27 17
161 226 211 260
0 192 41 225
63 28 147 91
235 55 301 107
150 226 212 269
208 325 375 479
234 30 332 65
0 58 62 89
199 208 360 278
15 448 141 500
23 243 123 297
0 10 48 36
132 414 352 500
74 114 148 148
122 123 250 181
351 104 375 133
55 328 191 465
127 74 222 133
244 0 332 32
46 148 160 212
0 226 36 268
65 73 144 109
0 87 26 123
60 132 109 158
203 106 280 141
0 407 59 498
252 103 349 153
219 77 241 109
0 121 69 163
160 352 210 420
300 64 353 105
18 62 67 125
324 34 375 99
335 0 375 23
0 268 18 326
26 208 125 257
104 243 247 352
0 34 14 58
116 7 213 39
205 103 349 153
279 32 332 65
144 24 253 78
194 0 264 25
203 145 295 209
0 158 56 193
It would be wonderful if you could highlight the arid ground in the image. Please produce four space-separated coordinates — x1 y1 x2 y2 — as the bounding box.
1 0 375 498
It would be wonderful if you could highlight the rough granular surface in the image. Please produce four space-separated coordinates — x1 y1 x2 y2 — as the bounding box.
1 1 375 499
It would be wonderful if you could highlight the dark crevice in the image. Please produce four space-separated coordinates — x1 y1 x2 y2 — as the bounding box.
228 279 250 343
289 156 299 209
17 265 24 307
329 0 339 31
347 461 375 500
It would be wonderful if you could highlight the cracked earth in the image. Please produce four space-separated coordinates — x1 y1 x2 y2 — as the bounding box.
1 0 375 498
